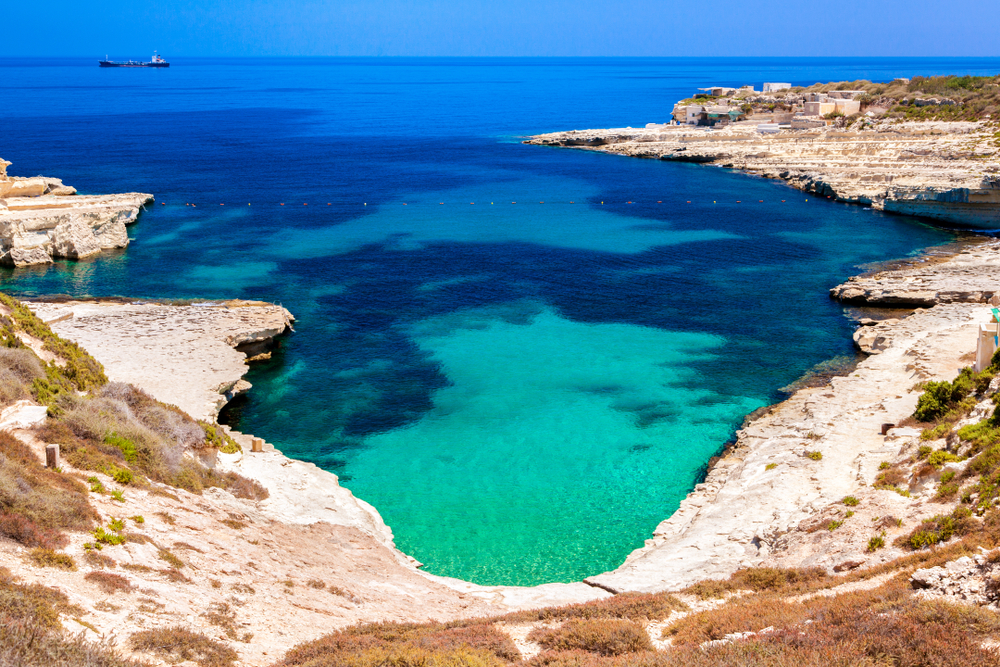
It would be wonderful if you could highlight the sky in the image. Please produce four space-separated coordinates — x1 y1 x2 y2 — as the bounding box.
3 0 1000 57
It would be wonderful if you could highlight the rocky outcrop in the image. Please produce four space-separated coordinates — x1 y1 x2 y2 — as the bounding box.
910 552 1000 608
0 158 152 266
831 240 1000 307
28 300 295 422
526 121 1000 228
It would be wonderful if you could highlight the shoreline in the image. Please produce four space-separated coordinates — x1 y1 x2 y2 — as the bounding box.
525 120 1000 229
22 234 991 596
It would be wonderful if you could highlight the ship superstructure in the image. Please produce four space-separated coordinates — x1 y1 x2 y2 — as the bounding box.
99 52 169 68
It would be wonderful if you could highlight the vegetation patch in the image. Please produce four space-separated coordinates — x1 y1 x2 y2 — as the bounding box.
84 571 133 594
529 619 653 656
131 626 238 667
279 621 520 666
27 547 76 570
898 507 978 550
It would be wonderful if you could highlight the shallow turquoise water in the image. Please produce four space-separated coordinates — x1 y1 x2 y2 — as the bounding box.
0 57 982 584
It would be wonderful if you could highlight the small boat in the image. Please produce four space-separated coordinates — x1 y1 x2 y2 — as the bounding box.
99 52 170 68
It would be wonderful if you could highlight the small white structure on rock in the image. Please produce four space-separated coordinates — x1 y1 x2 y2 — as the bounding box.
763 82 791 92
975 308 1000 372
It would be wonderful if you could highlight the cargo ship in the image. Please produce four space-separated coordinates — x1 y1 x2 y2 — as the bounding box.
99 52 169 68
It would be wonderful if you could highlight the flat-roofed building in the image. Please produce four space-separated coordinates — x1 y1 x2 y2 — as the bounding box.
804 101 836 116
763 82 792 92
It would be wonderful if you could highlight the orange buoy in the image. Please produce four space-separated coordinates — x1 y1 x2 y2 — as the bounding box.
304 203 308 206
280 203 284 206
220 203 224 206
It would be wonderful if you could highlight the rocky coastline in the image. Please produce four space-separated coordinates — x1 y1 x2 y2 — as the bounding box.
525 120 1000 228
0 158 152 266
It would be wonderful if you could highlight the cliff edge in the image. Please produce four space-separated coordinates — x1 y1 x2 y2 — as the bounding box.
0 158 153 266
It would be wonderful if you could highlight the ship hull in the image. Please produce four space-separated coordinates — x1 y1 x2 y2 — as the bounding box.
99 61 170 68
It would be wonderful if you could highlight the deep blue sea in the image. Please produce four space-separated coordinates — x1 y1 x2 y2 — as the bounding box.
2 57 998 585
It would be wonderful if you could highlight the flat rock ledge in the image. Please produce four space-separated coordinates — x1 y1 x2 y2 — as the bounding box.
29 300 294 422
526 120 1000 228
831 239 1000 307
0 158 152 266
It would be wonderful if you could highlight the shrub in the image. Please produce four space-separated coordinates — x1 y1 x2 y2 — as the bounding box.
27 548 76 570
92 526 126 546
827 520 844 531
84 571 133 594
928 450 960 468
0 431 95 546
110 489 125 502
0 513 68 550
280 621 519 667
899 507 978 550
529 619 652 656
913 368 979 422
867 533 886 552
158 548 184 569
805 450 822 461
682 567 827 599
504 592 687 622
130 626 237 667
84 551 117 569
843 496 859 506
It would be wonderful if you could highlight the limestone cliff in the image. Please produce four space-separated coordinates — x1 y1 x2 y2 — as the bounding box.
0 158 153 266
526 121 1000 228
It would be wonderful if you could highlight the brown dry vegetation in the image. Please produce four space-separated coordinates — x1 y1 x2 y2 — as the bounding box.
529 619 653 656
84 571 134 595
0 565 141 666
799 75 1000 121
131 625 238 667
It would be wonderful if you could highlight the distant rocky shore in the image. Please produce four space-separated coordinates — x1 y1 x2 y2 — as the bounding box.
0 158 152 266
526 120 1000 228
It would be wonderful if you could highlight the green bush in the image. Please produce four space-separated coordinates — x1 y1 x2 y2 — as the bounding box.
843 496 859 507
913 368 979 422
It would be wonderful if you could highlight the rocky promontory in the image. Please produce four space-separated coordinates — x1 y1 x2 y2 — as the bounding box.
0 158 153 266
526 121 1000 228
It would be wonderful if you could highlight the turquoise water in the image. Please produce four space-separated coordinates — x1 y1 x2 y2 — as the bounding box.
0 57 983 584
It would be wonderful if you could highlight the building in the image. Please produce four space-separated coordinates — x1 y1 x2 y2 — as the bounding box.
833 99 861 115
698 86 737 97
763 82 792 92
804 101 836 116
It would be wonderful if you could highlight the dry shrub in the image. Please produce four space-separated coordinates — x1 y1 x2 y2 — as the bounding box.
130 626 238 667
529 619 653 656
520 650 611 667
279 621 519 666
84 571 133 594
83 551 117 569
27 547 76 570
159 568 191 583
37 386 268 499
682 567 827 599
0 430 96 548
301 646 505 667
505 592 687 623
0 347 44 405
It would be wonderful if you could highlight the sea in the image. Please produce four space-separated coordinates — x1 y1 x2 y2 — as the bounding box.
2 57 998 586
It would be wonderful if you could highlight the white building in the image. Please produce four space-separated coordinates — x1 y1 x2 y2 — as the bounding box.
763 82 792 92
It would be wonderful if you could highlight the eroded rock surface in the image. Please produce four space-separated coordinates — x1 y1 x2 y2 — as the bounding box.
0 158 152 266
28 300 295 422
526 121 1000 228
832 240 1000 306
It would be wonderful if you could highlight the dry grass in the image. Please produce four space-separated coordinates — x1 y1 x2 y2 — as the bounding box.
83 551 117 569
27 547 77 570
681 567 828 600
0 430 97 549
130 626 238 667
84 571 133 594
279 621 520 666
158 548 184 569
504 592 688 623
529 619 653 656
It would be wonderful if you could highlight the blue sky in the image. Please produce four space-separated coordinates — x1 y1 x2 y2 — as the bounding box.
4 0 999 57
